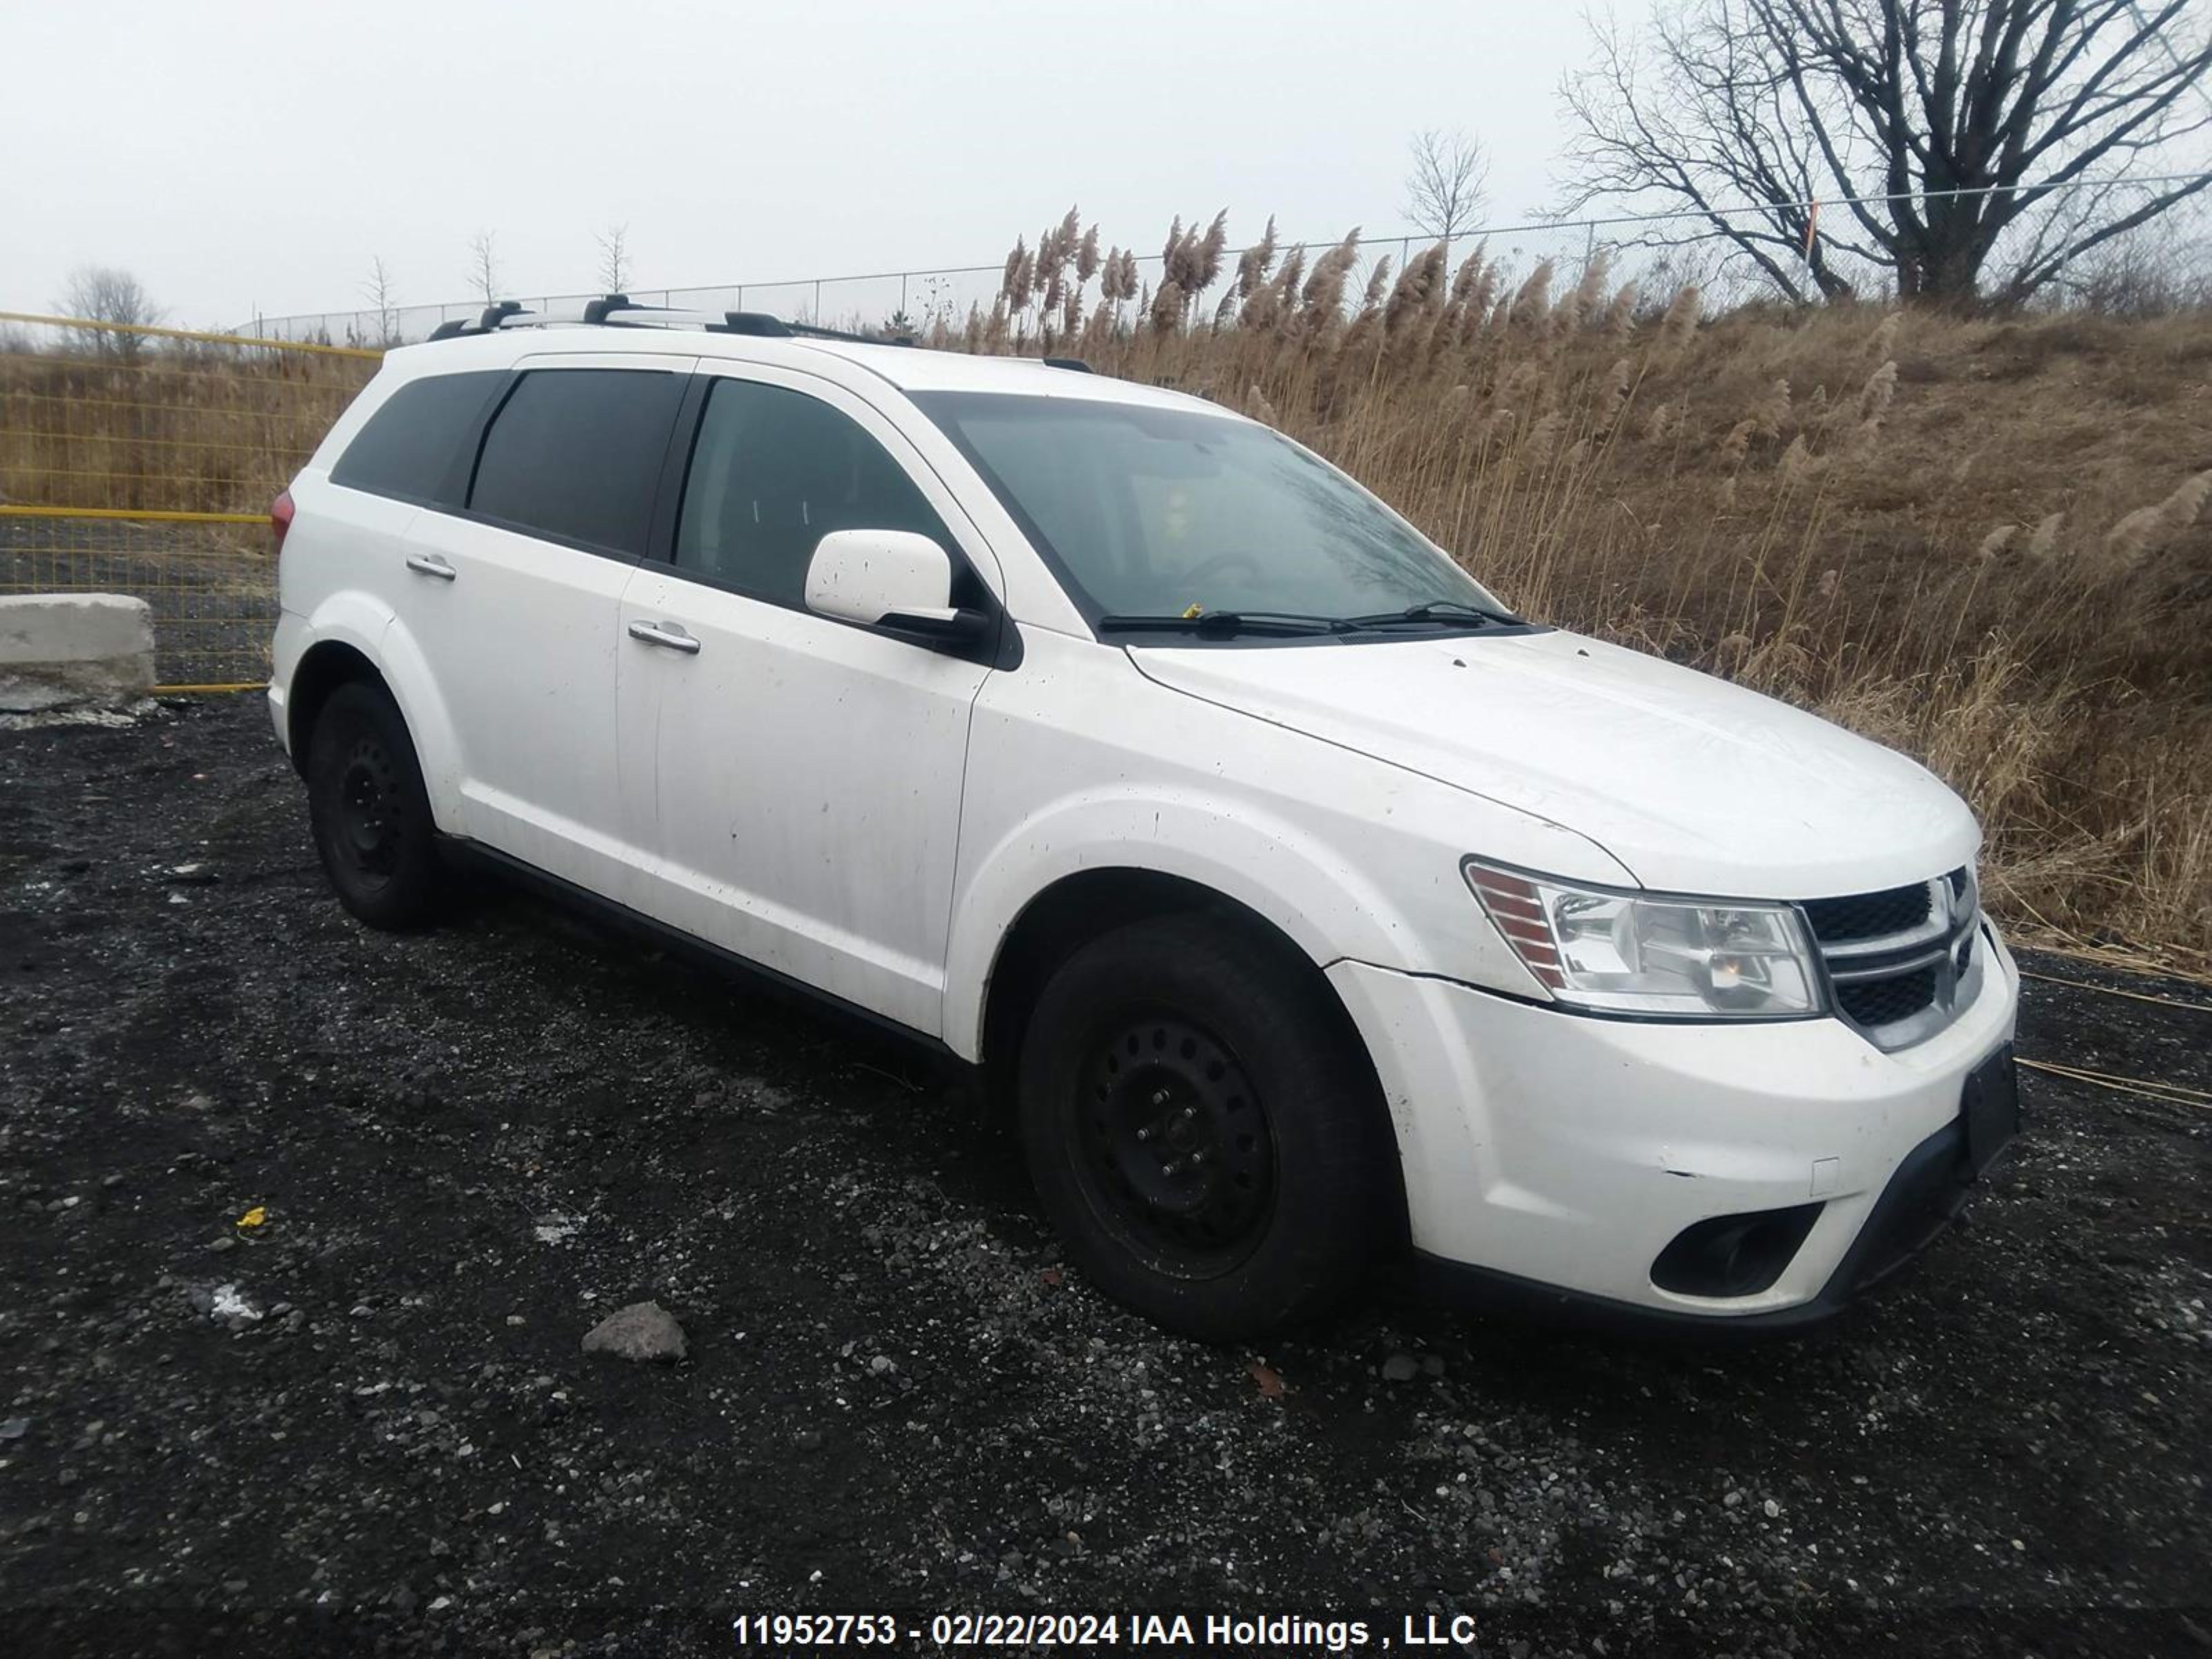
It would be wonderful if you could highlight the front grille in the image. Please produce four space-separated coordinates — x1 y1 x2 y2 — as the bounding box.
1803 882 1933 944
1836 966 1940 1028
1802 867 1978 1049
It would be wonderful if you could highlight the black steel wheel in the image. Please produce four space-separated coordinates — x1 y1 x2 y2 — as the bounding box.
334 731 407 885
1074 1013 1275 1276
1018 912 1396 1340
306 681 442 930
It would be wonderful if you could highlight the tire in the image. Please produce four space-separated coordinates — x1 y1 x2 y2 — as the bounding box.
1018 912 1395 1341
305 681 443 930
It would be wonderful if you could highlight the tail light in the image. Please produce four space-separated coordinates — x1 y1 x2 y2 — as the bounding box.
270 487 296 554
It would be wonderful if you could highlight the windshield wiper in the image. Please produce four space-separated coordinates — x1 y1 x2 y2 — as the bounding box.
1096 610 1351 638
1338 600 1521 630
1098 601 1519 639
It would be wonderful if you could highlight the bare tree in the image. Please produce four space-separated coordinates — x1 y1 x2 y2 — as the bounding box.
468 230 502 305
1403 128 1490 241
1559 1 2212 306
595 223 632 294
361 256 400 347
57 265 164 361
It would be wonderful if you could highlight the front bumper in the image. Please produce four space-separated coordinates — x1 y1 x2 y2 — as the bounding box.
1329 921 2021 1326
1399 1105 1999 1335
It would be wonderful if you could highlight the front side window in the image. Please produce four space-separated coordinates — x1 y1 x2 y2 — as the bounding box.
915 391 1512 635
330 370 504 507
674 377 954 606
468 368 684 556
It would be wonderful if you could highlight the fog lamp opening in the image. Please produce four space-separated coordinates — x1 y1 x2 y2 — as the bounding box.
1651 1203 1824 1298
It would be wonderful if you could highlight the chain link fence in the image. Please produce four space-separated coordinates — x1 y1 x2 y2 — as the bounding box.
0 312 379 688
236 176 2212 348
244 221 1644 348
242 176 2212 347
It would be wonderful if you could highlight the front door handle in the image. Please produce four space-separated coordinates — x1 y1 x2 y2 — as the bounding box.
405 554 458 581
627 619 702 655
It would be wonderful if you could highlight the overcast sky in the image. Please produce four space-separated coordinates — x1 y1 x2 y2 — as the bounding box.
1 0 1592 329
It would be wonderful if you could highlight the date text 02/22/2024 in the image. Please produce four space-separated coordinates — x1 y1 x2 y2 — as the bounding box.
729 1611 1490 1649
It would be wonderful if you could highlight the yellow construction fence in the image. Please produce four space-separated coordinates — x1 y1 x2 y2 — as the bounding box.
0 310 380 690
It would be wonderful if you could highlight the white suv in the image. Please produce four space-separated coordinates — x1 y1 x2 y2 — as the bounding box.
268 303 2020 1340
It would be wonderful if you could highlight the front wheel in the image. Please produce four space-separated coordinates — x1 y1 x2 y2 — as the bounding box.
1018 914 1395 1340
305 681 443 930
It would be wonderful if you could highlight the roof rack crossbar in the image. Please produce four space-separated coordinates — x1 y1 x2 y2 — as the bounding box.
581 292 640 324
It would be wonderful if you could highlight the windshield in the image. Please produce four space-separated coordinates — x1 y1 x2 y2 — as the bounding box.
913 392 1513 633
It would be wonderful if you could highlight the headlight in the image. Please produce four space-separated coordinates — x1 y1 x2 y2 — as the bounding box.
1463 859 1824 1019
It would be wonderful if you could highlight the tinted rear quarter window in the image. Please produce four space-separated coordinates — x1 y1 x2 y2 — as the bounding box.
469 368 685 556
330 370 504 505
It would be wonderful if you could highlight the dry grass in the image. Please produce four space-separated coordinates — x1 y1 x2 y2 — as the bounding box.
0 337 373 516
938 223 2212 963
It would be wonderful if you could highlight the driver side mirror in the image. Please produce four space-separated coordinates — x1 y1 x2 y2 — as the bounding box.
805 529 990 653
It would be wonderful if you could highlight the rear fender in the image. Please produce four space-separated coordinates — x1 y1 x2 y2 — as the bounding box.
299 591 465 829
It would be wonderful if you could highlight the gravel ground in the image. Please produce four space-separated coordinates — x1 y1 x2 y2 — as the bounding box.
3 698 2209 1658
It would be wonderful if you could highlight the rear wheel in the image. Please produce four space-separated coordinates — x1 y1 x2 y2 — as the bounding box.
306 681 442 930
1018 914 1394 1340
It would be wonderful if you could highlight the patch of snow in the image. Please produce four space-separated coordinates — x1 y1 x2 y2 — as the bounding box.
0 700 159 732
210 1284 261 1322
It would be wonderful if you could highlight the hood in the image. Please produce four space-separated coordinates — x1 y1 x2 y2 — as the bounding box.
1128 628 1980 899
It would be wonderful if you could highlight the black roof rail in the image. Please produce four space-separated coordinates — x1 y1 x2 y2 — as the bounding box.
425 300 528 341
719 310 915 347
719 311 793 337
1042 357 1093 373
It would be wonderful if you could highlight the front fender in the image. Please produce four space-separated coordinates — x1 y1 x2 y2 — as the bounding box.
944 786 1421 1062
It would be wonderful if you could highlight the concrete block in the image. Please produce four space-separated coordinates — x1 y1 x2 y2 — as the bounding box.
0 594 158 712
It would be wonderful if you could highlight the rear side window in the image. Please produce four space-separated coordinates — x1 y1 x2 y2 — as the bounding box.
675 377 952 605
330 370 503 506
468 369 685 556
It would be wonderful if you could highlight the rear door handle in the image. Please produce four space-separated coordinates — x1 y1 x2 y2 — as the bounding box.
627 619 702 655
405 554 457 581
